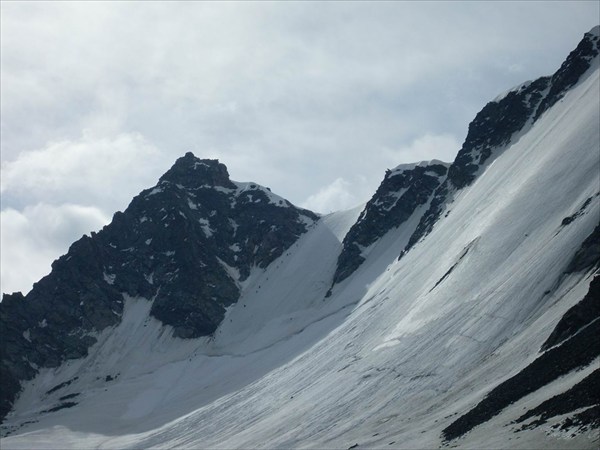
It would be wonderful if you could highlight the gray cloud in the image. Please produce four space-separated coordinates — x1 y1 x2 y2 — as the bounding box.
1 131 169 211
1 1 598 294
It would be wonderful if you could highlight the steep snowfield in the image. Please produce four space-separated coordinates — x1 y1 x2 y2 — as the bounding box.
3 62 599 450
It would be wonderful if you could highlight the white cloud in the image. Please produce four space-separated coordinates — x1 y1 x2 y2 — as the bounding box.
301 177 369 214
1 131 169 212
383 134 462 167
1 204 109 295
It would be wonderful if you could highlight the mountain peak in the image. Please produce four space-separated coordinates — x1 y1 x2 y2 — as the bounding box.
159 152 236 189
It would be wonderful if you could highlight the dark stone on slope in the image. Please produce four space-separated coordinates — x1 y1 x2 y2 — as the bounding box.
331 162 448 288
541 274 600 351
564 224 600 274
429 239 476 293
41 402 78 414
46 377 79 395
514 369 600 431
0 152 317 422
559 194 596 227
401 28 599 258
442 276 600 441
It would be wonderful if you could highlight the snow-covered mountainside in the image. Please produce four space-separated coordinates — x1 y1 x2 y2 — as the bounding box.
1 26 599 449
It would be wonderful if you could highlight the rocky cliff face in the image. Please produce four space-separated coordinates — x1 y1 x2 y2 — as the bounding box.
534 25 600 121
402 26 599 256
329 161 449 290
0 152 318 422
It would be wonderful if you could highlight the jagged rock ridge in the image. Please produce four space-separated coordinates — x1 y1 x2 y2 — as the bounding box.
401 26 599 256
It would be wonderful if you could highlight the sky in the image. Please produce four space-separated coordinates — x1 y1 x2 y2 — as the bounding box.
1 1 599 296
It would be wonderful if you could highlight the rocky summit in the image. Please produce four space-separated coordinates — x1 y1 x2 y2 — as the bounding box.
330 160 449 290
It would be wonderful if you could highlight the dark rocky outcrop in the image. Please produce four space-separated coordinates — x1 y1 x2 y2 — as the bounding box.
559 194 597 228
534 26 600 121
442 275 600 441
329 161 448 290
0 152 317 422
514 369 600 431
564 224 600 274
541 273 600 351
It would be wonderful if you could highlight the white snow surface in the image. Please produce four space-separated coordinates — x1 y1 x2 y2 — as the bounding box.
198 218 214 238
2 66 600 449
389 159 449 175
229 181 289 207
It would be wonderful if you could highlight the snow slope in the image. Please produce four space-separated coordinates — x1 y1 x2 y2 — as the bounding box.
2 43 600 450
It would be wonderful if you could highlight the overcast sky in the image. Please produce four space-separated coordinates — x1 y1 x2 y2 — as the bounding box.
1 1 598 295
